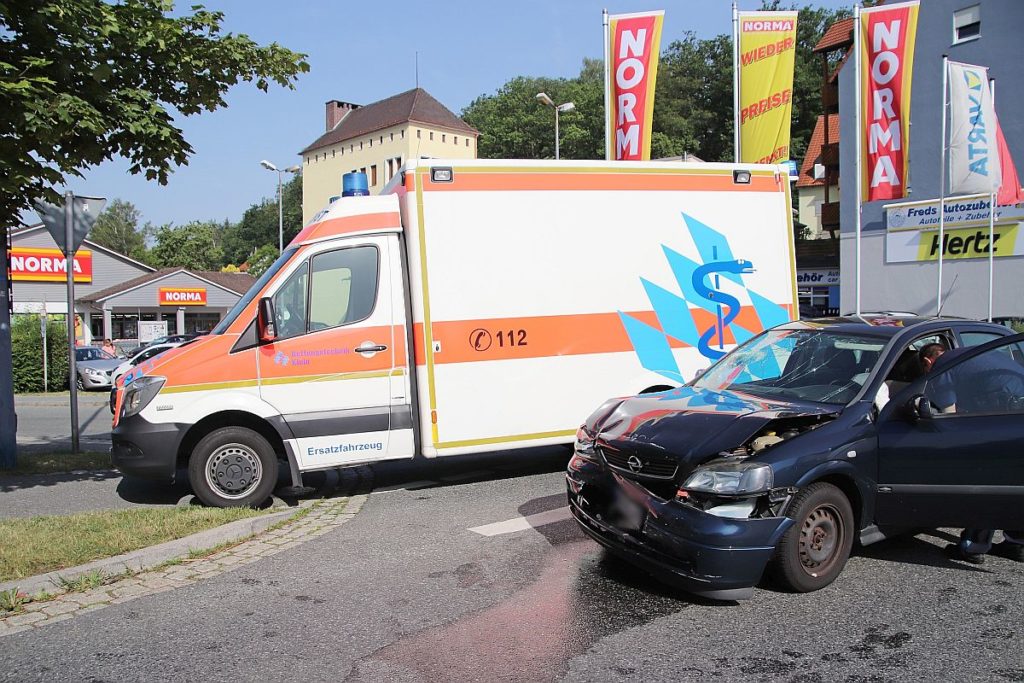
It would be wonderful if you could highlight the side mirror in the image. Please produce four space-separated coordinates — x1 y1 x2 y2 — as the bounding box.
257 298 277 343
906 394 933 421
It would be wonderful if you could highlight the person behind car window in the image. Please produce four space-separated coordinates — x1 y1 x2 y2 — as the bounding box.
101 339 117 357
876 343 948 412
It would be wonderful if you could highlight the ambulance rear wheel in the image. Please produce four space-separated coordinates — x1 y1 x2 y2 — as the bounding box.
189 427 277 508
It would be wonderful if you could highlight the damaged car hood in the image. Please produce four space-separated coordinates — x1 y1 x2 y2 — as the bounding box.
591 386 836 475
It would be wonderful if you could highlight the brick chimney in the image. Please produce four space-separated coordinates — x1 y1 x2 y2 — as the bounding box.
325 100 358 132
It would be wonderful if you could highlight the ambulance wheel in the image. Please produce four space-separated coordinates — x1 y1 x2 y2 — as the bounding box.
189 427 277 508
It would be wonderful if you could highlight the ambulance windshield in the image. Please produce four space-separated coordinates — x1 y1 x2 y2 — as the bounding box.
212 246 299 335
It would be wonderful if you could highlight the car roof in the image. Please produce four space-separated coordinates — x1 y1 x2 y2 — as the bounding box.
775 315 1008 339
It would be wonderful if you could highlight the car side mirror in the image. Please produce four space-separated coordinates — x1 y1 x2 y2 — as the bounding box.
906 394 933 421
257 297 277 343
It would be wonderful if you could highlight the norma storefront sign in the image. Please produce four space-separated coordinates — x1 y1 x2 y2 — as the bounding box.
10 247 93 283
159 287 207 306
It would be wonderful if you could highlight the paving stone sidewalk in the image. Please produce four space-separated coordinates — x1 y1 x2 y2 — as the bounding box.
0 494 367 638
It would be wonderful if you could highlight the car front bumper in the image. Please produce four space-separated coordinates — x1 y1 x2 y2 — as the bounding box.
111 414 185 483
79 372 113 390
566 458 793 601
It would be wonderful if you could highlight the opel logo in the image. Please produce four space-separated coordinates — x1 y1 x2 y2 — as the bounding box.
626 455 643 474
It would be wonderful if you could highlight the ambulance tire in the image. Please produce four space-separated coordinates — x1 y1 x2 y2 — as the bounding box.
189 427 278 508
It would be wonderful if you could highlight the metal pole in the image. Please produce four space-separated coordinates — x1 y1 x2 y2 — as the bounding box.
277 171 284 254
733 1 741 163
937 55 948 315
0 223 15 469
603 8 611 160
65 191 79 454
854 3 863 316
988 78 996 322
42 298 48 391
555 107 560 160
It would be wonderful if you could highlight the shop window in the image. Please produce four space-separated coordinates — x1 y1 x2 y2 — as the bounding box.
953 5 980 44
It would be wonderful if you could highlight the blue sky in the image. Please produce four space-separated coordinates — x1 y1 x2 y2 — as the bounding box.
47 0 854 230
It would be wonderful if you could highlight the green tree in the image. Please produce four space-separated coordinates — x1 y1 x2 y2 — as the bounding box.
151 221 224 270
90 198 151 262
11 316 68 392
246 244 279 279
0 0 309 221
221 174 302 264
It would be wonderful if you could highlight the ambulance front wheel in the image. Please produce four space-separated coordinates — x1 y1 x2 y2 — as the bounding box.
189 427 278 508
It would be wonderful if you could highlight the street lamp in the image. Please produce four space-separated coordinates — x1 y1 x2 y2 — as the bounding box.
260 160 301 253
535 92 575 160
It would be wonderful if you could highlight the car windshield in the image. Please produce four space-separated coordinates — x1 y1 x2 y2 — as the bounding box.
212 246 298 335
693 329 889 405
76 348 115 362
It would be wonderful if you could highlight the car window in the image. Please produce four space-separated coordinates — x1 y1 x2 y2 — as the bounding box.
272 262 309 340
308 246 379 331
925 339 1024 416
960 331 1004 348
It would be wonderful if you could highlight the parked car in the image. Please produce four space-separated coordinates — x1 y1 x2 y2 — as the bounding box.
74 346 122 390
111 343 182 386
567 316 1024 600
123 333 201 358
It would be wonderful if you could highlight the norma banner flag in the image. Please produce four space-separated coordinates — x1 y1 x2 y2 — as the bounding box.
948 62 1000 196
736 11 798 164
859 1 919 202
605 10 664 160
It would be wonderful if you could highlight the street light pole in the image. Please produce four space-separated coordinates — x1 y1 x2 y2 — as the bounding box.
260 160 301 254
535 93 575 160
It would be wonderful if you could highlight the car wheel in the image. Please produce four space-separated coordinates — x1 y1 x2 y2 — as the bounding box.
76 376 85 391
768 482 854 593
188 427 278 508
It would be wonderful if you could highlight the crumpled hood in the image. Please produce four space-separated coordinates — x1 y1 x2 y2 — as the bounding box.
589 386 835 475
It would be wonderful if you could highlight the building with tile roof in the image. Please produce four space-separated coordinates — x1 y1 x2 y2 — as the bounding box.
796 113 840 240
300 88 478 223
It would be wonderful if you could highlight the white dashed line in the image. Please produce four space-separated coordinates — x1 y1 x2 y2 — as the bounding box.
468 506 572 537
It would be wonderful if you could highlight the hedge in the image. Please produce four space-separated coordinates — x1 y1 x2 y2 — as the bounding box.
11 315 70 393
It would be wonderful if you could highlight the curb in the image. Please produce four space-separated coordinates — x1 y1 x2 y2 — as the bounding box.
0 502 312 596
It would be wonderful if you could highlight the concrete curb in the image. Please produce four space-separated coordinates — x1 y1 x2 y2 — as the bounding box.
0 502 312 596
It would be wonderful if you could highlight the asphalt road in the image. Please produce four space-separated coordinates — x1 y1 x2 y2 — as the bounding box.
13 391 113 451
1 449 1021 682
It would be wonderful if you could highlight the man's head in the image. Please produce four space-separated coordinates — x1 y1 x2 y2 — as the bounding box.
919 343 946 373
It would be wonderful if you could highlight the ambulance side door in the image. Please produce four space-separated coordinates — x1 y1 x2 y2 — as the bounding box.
258 234 411 469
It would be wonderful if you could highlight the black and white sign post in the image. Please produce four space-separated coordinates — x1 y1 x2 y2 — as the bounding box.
35 193 105 454
0 226 15 469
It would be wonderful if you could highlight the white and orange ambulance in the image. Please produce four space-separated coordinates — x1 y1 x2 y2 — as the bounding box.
111 159 799 506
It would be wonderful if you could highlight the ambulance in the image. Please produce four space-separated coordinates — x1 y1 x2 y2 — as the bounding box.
111 159 799 507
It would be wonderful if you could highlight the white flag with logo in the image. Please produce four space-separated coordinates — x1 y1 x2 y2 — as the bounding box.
948 61 1001 195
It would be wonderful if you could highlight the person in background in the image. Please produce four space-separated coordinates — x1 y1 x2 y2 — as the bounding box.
100 338 118 357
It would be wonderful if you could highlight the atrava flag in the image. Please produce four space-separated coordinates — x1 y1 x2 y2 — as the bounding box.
606 10 664 161
736 11 798 165
948 61 1001 196
859 1 919 202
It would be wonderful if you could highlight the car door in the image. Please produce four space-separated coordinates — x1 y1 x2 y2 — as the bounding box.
874 333 1024 528
258 235 413 469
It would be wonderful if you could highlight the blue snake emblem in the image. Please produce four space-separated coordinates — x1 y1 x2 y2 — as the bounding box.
692 254 754 360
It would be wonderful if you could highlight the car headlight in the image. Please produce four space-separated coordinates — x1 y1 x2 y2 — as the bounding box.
85 368 105 377
682 461 773 495
121 376 165 419
573 426 598 461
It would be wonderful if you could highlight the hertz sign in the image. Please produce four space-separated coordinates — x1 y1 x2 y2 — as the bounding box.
159 288 207 306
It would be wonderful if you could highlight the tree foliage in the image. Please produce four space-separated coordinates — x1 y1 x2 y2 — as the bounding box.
222 174 302 265
11 316 69 392
151 221 224 270
90 198 151 263
0 0 309 224
245 244 279 279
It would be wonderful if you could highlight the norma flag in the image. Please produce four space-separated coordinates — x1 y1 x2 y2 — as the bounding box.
605 10 664 161
859 1 919 202
159 288 207 306
736 11 798 165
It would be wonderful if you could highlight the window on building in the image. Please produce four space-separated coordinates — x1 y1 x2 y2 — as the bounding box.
360 141 363 150
386 159 393 179
390 133 394 141
371 165 378 186
369 138 372 147
402 130 406 139
465 139 470 147
454 136 458 145
416 129 421 139
953 5 980 43
332 149 335 157
380 136 384 144
442 134 446 143
350 144 354 152
360 167 366 176
430 131 434 141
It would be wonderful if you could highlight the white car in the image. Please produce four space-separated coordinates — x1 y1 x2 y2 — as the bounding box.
112 343 181 386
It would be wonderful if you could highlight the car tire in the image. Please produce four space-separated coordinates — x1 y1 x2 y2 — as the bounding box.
188 427 278 508
76 376 85 391
768 482 854 593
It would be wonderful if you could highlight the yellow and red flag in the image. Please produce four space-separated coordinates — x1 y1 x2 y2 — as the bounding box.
859 1 919 202
736 11 798 165
605 10 664 161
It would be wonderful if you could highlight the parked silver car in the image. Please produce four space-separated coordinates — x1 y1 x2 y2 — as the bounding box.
75 346 121 390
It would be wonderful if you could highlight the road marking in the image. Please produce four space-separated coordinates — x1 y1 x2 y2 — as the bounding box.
468 506 572 537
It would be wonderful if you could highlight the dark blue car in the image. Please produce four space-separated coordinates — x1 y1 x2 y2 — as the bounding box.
566 316 1024 600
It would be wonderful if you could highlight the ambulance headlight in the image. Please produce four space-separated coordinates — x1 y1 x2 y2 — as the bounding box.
121 376 165 419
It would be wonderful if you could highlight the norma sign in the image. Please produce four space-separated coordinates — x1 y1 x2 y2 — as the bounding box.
10 248 93 283
159 288 207 306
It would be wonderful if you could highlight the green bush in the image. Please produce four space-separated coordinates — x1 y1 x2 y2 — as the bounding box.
11 315 70 392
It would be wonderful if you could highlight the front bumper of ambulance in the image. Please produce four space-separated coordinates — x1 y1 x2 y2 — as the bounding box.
110 376 183 483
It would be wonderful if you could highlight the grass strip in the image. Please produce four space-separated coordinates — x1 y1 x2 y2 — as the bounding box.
0 506 265 583
1 452 113 476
